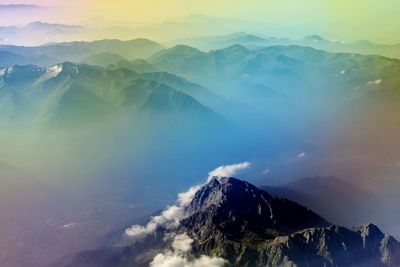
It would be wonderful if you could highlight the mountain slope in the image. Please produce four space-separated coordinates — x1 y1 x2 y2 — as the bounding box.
149 44 400 98
81 52 127 67
57 177 400 267
147 44 400 162
0 62 233 129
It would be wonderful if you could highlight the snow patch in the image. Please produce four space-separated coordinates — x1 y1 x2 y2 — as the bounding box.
62 222 78 230
47 65 63 77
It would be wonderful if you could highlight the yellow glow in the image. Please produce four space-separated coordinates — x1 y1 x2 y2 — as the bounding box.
0 0 399 43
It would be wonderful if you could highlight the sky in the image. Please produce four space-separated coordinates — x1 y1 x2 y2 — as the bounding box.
0 0 399 43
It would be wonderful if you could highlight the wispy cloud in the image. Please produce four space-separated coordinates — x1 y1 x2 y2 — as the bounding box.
297 152 306 158
126 162 251 240
208 162 251 180
125 205 184 240
126 162 248 266
125 183 202 240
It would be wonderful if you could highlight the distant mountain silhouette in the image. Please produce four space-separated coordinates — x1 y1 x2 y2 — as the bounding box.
262 176 383 226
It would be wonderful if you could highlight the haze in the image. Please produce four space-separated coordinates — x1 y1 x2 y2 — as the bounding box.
0 0 399 43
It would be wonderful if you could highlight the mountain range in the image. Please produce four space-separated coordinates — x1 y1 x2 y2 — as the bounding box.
0 62 227 129
147 43 400 158
57 177 400 267
2 35 400 267
262 176 383 227
0 38 163 67
0 21 87 46
169 32 400 59
3 38 400 181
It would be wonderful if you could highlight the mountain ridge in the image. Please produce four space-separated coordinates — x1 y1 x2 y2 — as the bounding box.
56 177 400 267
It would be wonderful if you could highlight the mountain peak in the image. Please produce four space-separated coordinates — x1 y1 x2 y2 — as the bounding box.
168 44 204 54
60 177 400 267
183 177 329 239
304 34 326 42
179 178 400 267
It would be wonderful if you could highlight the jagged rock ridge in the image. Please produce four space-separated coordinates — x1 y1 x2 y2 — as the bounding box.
58 177 400 267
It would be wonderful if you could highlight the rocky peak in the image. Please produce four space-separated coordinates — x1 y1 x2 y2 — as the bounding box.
56 177 400 267
187 177 273 216
181 177 329 241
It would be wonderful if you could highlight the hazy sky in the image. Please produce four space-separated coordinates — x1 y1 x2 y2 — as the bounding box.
0 0 399 43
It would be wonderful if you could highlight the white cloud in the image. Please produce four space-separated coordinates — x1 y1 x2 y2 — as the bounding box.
126 162 251 243
172 233 193 253
125 205 184 240
151 232 227 267
125 183 203 239
297 152 306 158
150 253 227 267
208 162 251 180
178 185 202 207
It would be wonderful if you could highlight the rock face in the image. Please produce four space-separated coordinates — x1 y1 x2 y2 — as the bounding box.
58 177 400 267
178 177 400 267
182 177 329 242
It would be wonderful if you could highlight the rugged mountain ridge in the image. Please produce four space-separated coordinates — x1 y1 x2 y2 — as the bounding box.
179 178 400 267
58 177 400 267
